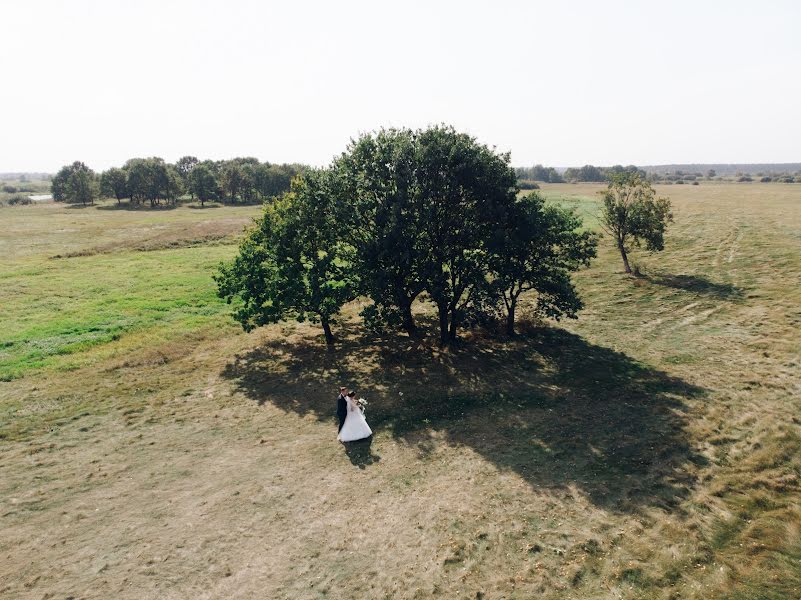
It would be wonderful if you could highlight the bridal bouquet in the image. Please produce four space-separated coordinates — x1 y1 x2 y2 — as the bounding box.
356 397 368 413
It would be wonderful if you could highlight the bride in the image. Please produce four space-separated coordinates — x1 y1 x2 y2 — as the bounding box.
337 391 373 443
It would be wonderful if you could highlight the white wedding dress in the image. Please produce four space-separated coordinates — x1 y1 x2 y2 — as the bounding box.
337 397 373 442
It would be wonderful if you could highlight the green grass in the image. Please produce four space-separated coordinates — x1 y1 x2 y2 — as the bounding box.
0 246 238 380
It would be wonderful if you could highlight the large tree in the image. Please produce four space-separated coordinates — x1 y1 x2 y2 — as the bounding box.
333 128 426 335
215 169 353 345
51 161 99 205
415 125 518 343
490 193 598 335
599 172 673 273
334 125 518 343
100 167 128 204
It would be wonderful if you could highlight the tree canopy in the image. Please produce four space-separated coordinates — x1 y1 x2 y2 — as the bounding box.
218 125 598 345
215 170 354 345
599 172 673 273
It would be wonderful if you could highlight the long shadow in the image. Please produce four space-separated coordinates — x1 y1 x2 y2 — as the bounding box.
642 272 743 300
221 325 706 513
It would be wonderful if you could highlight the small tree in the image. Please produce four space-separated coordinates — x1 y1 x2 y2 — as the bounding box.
599 173 672 274
215 169 353 345
491 193 598 335
100 167 128 204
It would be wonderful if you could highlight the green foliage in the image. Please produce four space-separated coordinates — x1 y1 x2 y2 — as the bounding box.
414 125 519 342
188 162 219 206
517 179 540 190
212 126 597 345
5 194 32 206
215 169 354 344
335 125 523 343
51 161 99 205
100 167 128 203
123 157 181 207
599 173 673 273
175 155 198 183
333 128 426 334
515 164 564 183
490 193 598 334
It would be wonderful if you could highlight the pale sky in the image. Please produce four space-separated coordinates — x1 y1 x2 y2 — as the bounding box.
2 0 799 172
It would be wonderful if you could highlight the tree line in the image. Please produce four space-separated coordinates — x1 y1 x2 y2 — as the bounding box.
51 157 306 207
215 126 604 346
516 164 646 183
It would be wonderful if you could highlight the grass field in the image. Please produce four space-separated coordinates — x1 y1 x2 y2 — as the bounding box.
1 184 800 599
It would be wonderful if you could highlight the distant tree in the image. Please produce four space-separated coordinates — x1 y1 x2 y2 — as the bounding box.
123 157 173 207
51 161 99 205
490 193 598 334
215 169 354 345
175 156 198 182
188 162 219 206
219 161 245 203
164 165 184 205
51 167 69 201
100 167 128 204
599 173 673 274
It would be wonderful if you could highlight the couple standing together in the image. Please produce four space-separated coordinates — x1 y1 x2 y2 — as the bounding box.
336 387 373 443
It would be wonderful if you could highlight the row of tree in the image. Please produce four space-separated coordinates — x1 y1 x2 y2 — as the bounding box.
516 164 647 183
51 157 305 207
216 126 609 346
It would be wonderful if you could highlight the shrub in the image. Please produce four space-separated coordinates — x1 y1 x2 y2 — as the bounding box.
518 179 540 190
692 181 699 185
737 176 753 182
6 194 32 205
2 185 18 193
760 176 772 183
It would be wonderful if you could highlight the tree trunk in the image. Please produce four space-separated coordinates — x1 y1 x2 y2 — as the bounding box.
400 297 416 336
448 313 458 342
437 304 449 345
618 242 632 274
506 300 517 336
321 318 334 346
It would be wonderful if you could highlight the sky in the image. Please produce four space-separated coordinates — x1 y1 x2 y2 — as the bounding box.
1 0 800 172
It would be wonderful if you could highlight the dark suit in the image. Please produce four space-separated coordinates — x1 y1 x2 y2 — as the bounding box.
336 394 348 432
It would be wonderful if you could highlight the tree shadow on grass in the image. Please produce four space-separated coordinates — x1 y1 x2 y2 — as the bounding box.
641 272 743 300
221 324 706 513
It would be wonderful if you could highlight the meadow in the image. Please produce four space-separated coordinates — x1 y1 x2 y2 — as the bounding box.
1 183 800 599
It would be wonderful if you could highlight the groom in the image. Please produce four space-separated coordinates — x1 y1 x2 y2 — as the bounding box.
336 386 348 433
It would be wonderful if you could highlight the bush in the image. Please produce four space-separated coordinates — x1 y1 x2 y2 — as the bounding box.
675 179 685 184
760 176 772 183
737 176 753 182
6 194 32 205
518 179 540 190
692 181 699 185
2 185 18 193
